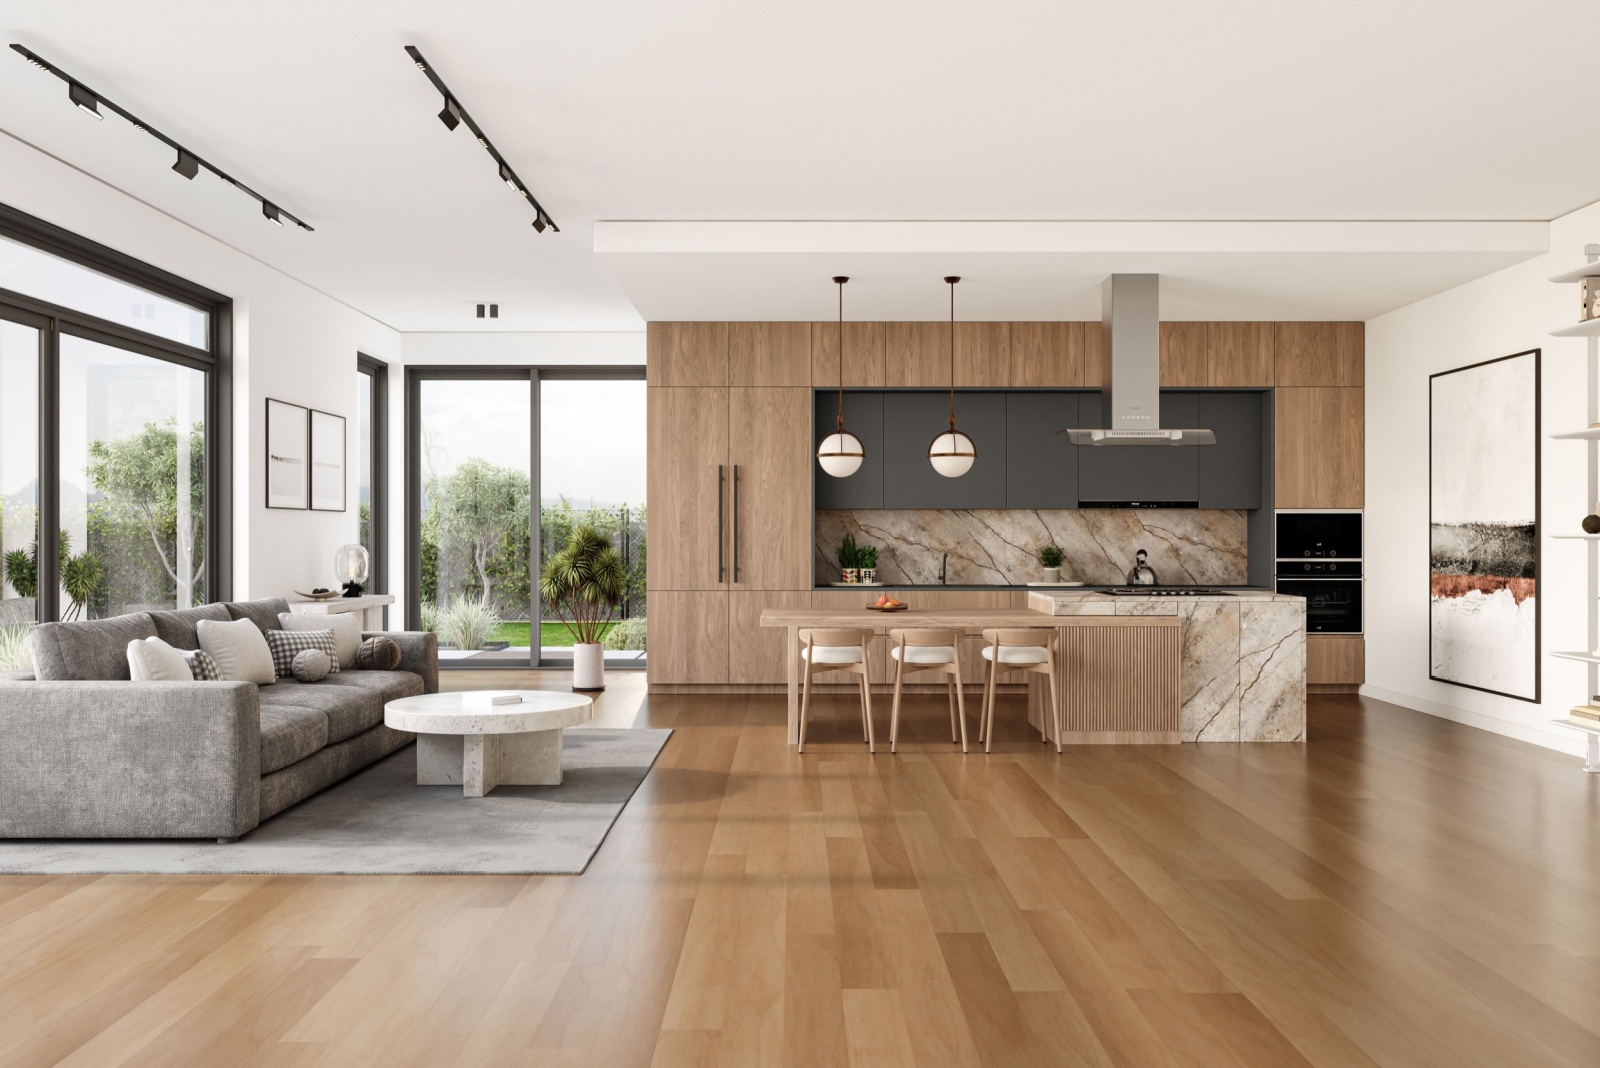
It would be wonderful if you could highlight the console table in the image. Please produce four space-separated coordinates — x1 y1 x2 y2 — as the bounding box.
285 593 395 631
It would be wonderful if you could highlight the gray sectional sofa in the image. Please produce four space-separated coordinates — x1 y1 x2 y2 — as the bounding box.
0 597 437 841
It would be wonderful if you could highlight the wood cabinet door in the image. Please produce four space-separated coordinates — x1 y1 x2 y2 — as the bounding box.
813 321 887 387
1307 635 1364 685
1207 322 1273 386
730 387 812 590
1274 387 1364 508
728 590 810 684
729 322 811 387
1272 322 1363 387
954 323 1010 387
647 387 730 590
1159 322 1208 386
1009 322 1086 387
647 591 729 684
884 322 948 387
647 322 729 387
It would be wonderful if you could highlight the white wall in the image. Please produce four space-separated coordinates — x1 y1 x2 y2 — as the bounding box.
0 131 401 602
1365 199 1600 757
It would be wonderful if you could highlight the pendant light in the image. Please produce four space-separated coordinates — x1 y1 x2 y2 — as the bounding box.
817 275 865 477
929 276 976 477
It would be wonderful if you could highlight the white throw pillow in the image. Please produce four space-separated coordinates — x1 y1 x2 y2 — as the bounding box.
196 617 276 685
278 611 362 669
126 636 194 682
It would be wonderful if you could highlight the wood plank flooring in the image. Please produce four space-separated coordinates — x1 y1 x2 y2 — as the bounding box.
2 682 1598 1067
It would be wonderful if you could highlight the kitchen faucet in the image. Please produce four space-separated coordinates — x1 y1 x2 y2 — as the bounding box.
940 553 948 586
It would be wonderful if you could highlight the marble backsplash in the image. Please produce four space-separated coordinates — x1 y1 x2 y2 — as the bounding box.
815 509 1248 586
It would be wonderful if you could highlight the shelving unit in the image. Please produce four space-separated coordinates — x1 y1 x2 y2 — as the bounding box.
1549 243 1600 772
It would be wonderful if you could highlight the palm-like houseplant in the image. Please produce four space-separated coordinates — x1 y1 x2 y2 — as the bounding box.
538 524 626 691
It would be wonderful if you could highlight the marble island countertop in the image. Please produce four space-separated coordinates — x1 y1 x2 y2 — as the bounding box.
1029 587 1303 612
813 584 1299 598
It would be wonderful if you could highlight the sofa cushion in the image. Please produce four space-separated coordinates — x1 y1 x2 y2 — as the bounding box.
29 613 156 681
147 603 232 651
255 694 331 774
263 675 396 745
224 598 291 635
309 670 423 742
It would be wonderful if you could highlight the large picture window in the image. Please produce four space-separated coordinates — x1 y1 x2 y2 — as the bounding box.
357 353 388 613
0 204 230 641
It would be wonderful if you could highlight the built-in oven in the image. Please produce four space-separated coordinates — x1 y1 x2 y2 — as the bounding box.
1275 511 1362 559
1275 561 1363 633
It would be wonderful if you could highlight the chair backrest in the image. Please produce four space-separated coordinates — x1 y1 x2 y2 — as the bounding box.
980 627 1053 648
888 627 959 648
800 627 870 648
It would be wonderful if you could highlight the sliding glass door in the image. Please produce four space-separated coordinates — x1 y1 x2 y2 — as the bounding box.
408 367 645 670
0 315 41 630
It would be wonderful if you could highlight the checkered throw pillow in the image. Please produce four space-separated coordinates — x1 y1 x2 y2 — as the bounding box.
182 649 224 681
263 628 340 679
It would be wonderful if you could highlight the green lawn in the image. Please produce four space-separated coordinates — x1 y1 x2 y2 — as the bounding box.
492 621 619 647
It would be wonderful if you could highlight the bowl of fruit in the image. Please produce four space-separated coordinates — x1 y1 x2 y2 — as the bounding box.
866 594 908 612
293 587 340 601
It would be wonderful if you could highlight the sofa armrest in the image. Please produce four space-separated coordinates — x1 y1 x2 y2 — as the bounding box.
0 680 260 839
364 631 439 694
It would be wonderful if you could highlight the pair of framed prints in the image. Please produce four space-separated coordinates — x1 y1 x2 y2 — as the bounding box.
266 397 346 511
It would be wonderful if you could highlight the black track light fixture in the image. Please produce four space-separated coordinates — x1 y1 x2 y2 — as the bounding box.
68 82 101 119
9 42 314 231
438 96 461 131
404 44 559 234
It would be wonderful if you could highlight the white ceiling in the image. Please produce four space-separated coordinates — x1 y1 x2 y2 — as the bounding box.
0 1 1594 329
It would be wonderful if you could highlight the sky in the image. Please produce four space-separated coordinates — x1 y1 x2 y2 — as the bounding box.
418 377 646 509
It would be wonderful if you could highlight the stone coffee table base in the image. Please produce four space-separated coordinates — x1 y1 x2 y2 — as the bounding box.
417 730 566 795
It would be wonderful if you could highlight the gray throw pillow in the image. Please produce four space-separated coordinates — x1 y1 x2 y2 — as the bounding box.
355 636 403 671
264 628 340 679
291 648 332 682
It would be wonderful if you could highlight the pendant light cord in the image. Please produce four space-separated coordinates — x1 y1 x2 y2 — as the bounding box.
948 278 957 431
837 278 846 432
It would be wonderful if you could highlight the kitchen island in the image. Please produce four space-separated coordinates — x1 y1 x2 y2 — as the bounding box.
761 588 1305 746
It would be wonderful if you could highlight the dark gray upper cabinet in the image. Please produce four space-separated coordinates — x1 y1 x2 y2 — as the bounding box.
1197 391 1263 509
1005 392 1083 509
1077 392 1201 504
813 390 884 509
882 391 1008 509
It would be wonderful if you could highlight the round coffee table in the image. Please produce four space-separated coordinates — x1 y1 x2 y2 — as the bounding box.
385 690 593 797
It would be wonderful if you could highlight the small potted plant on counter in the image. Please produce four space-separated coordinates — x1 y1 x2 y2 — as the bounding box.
857 544 879 584
838 534 860 584
1038 543 1065 583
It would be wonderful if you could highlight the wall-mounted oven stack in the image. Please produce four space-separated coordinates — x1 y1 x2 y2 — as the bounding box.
1275 512 1362 634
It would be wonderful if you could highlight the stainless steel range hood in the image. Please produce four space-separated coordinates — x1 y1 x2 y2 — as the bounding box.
1063 274 1215 446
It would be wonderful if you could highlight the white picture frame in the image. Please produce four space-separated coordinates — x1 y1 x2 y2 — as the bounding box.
310 409 346 512
266 398 309 509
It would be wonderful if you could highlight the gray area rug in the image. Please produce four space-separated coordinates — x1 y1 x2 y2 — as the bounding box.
0 727 671 876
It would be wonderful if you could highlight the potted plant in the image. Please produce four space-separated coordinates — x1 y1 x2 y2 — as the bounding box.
837 533 860 584
539 523 626 691
857 544 879 584
1038 543 1065 583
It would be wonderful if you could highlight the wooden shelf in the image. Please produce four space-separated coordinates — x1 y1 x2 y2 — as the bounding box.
1549 263 1600 284
1549 319 1600 338
1552 650 1600 664
1550 427 1600 440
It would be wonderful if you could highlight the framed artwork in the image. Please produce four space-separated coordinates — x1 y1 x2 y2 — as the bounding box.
265 398 309 509
310 409 346 511
1429 348 1540 702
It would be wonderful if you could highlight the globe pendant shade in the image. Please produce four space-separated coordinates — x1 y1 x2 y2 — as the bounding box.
928 430 976 478
817 431 865 477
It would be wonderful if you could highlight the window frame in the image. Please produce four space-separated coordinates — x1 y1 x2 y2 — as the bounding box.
357 353 388 607
0 202 233 619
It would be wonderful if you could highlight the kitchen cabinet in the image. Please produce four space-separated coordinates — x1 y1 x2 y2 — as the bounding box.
646 387 729 590
1275 387 1363 508
729 322 810 387
1077 392 1201 504
1208 322 1273 386
1010 322 1086 387
883 322 947 387
1006 391 1083 508
648 591 729 685
1307 635 1364 687
812 391 884 509
1197 391 1264 509
729 590 810 684
731 388 812 590
812 321 886 388
882 391 1008 509
646 322 728 387
1273 322 1363 388
954 323 1010 387
1159 322 1208 387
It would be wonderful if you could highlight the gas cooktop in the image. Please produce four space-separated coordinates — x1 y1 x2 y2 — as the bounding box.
1103 586 1234 596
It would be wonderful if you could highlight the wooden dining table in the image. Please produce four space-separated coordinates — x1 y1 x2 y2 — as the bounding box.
759 605 1180 746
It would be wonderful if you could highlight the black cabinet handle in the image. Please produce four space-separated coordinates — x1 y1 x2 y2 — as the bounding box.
717 464 725 583
732 464 740 583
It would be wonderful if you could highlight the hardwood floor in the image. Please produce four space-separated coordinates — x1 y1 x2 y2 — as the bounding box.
3 686 1599 1067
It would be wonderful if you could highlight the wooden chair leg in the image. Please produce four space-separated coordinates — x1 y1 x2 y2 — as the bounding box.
946 678 958 743
861 669 876 754
983 661 997 754
889 662 905 753
1047 656 1063 754
953 662 969 754
798 662 813 753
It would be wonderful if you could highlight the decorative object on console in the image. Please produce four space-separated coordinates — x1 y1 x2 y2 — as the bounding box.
1038 543 1065 583
816 276 866 478
1582 277 1600 322
294 587 339 601
1429 349 1540 702
335 543 369 597
310 410 346 511
356 635 404 671
1583 507 1600 534
264 628 340 679
291 648 332 682
928 276 977 478
265 398 309 509
539 524 626 692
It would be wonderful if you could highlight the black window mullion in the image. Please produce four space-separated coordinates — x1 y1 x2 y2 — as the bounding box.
36 317 60 623
530 368 541 668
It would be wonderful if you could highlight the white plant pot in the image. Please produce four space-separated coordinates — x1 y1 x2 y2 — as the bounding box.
1042 566 1061 583
572 642 606 692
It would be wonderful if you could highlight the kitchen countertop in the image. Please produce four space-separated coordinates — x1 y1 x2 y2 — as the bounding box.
1030 587 1303 614
812 584 1291 594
